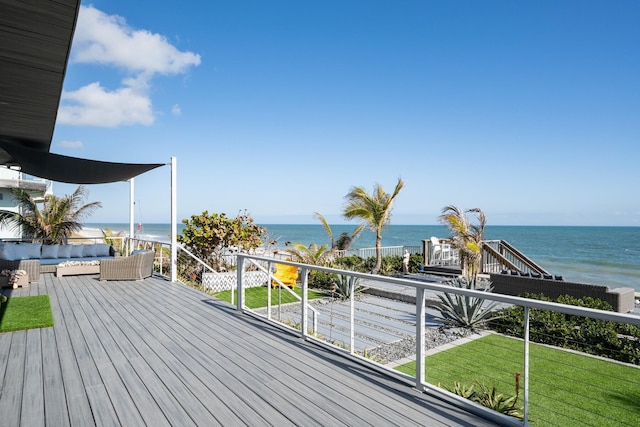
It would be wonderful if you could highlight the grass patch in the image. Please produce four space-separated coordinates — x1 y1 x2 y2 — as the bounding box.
395 334 640 426
0 295 54 332
214 286 326 309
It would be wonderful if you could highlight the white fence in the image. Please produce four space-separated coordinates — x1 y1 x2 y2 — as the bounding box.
202 271 268 292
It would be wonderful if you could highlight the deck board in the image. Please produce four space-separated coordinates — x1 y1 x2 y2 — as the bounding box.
22 329 45 427
0 274 500 426
0 331 25 427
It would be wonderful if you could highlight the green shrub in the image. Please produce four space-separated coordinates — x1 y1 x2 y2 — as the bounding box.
489 293 640 365
331 255 368 272
308 270 338 290
408 253 424 273
379 255 403 275
332 253 424 275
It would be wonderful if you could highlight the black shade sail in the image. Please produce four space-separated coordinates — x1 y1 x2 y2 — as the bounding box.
0 0 164 184
0 140 164 184
0 0 81 159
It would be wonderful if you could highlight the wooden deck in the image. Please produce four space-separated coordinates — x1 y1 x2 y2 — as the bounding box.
0 273 499 426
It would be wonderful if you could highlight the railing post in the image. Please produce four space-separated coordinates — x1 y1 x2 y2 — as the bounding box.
236 256 244 311
523 306 530 425
350 276 355 354
267 261 273 321
300 267 309 339
415 287 426 392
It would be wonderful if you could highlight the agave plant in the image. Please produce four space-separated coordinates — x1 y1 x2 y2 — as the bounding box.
442 381 476 400
442 372 524 420
432 276 500 330
472 382 523 420
333 274 366 300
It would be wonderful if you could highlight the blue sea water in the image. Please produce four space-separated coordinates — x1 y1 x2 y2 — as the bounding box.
85 223 640 292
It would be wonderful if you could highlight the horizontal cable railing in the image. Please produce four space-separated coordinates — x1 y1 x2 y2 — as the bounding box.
233 254 640 427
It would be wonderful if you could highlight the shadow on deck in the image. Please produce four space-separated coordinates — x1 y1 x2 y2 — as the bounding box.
0 274 499 426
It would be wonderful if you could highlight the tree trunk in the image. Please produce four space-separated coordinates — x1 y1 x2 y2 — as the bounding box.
374 233 382 273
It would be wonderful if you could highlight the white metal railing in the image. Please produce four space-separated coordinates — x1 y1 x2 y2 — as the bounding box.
425 238 460 266
166 243 319 334
482 240 549 275
335 245 422 259
234 253 640 427
126 237 172 276
239 257 318 335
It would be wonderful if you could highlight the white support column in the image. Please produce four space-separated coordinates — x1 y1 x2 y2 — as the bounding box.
129 178 134 255
170 157 178 283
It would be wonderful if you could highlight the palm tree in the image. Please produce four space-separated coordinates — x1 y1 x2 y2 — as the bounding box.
285 242 332 266
342 178 405 274
438 205 486 279
0 185 102 243
314 212 364 252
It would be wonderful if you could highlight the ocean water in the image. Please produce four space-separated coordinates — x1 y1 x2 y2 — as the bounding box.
85 223 640 292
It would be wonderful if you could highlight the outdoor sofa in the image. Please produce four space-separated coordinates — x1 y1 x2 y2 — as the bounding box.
0 242 118 283
489 271 635 313
99 250 155 281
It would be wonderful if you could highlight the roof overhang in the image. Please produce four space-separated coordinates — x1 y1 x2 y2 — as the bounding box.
0 0 164 184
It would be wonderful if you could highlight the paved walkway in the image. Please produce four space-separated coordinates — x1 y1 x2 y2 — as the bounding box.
255 274 479 360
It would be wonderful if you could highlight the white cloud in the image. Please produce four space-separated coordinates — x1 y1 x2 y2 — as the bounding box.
58 140 84 149
72 6 201 74
171 104 182 117
58 82 153 127
57 5 201 127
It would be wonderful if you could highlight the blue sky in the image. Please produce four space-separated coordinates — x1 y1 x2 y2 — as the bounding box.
52 1 639 226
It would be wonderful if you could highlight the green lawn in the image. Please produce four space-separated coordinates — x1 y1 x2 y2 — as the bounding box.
214 286 326 309
396 334 640 426
0 295 54 332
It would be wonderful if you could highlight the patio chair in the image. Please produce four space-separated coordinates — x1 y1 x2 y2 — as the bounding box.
100 250 155 281
430 237 452 265
271 263 298 289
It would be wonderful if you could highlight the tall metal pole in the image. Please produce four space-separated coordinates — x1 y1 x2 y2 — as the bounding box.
129 178 134 255
170 157 177 283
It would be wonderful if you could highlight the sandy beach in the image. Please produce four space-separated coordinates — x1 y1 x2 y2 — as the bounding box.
71 226 110 241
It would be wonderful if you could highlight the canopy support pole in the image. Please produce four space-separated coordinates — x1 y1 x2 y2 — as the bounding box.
170 157 177 283
129 178 135 255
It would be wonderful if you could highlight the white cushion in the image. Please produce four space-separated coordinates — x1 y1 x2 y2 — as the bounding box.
57 245 72 259
41 244 59 259
95 244 111 257
70 245 84 258
83 244 97 257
